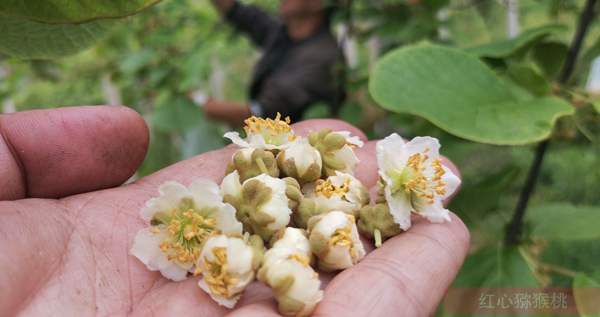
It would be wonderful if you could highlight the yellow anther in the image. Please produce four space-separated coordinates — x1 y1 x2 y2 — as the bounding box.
243 113 295 145
287 254 310 267
203 247 236 299
329 225 356 258
315 178 351 199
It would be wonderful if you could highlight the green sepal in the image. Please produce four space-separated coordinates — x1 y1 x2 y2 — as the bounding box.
248 234 265 270
357 203 402 242
294 198 324 229
278 293 307 317
277 151 322 184
227 149 279 182
283 177 303 211
308 129 350 177
234 179 279 241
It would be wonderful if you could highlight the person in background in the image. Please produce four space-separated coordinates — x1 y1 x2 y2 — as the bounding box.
205 0 346 126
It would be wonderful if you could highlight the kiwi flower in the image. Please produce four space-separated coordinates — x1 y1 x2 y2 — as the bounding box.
377 134 460 230
258 229 323 317
295 172 369 228
226 148 279 182
308 129 364 176
277 139 322 184
221 171 292 241
130 180 243 281
307 211 365 272
197 235 260 308
224 113 298 150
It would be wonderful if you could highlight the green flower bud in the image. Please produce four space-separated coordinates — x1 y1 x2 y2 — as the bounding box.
357 204 402 248
226 148 279 182
277 141 322 184
308 129 363 177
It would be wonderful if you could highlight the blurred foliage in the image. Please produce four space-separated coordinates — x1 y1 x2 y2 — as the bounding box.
1 0 600 316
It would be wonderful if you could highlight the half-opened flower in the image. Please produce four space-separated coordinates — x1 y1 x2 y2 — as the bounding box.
270 227 312 260
224 113 298 150
197 235 258 308
377 134 460 230
295 172 369 228
131 180 243 281
221 171 292 241
258 242 323 317
277 139 322 184
307 211 365 271
308 129 363 176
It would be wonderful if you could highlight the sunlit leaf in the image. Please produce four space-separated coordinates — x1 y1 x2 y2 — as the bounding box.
526 204 600 241
0 16 114 60
465 24 565 58
0 0 160 24
573 273 600 317
369 43 574 145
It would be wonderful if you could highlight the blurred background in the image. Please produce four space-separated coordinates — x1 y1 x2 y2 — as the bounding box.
1 0 599 315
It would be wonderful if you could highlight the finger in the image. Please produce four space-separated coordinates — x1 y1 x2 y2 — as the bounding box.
226 300 281 317
0 106 149 200
314 213 470 317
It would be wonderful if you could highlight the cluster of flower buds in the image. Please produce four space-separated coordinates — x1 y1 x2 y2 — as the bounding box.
131 113 460 316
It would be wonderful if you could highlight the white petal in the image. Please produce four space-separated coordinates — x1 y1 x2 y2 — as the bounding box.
405 136 441 159
334 145 360 174
140 197 172 222
189 178 223 208
417 201 452 223
198 279 240 308
221 171 242 198
158 181 189 202
214 204 244 236
441 166 461 200
376 133 407 177
246 174 292 230
385 187 413 230
130 227 189 282
283 141 322 175
224 132 251 148
272 228 311 258
226 238 254 275
335 131 364 147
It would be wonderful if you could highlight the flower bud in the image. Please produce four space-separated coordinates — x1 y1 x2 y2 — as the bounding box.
277 140 322 183
307 211 365 272
357 203 402 248
221 172 292 241
226 148 279 182
270 227 312 260
258 237 322 317
131 180 243 281
197 235 259 308
308 129 363 176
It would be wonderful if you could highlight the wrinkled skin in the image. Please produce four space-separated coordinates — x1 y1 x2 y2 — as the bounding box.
0 106 469 317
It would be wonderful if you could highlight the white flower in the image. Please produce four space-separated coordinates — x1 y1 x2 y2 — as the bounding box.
331 131 363 175
376 134 461 230
224 113 298 150
221 171 292 240
131 180 243 281
304 172 369 216
271 227 312 259
197 235 256 308
277 139 322 183
258 246 323 317
307 211 365 271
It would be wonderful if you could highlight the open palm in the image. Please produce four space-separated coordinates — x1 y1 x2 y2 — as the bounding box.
0 106 469 317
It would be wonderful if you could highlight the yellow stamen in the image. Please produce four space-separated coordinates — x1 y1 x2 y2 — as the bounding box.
329 217 356 258
287 254 310 267
315 178 351 199
203 247 237 299
243 113 297 144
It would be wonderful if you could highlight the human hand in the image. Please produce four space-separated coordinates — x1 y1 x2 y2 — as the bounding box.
0 106 469 316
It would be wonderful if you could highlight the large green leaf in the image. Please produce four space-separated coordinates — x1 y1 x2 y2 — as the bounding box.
466 25 565 58
526 204 600 241
0 16 113 60
573 273 600 317
369 43 574 145
574 103 600 143
505 63 551 96
0 0 160 24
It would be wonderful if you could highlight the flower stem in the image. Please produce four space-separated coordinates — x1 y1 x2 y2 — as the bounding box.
374 229 382 248
255 158 269 175
505 0 598 246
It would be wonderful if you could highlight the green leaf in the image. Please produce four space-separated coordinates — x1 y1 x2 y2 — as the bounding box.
453 246 539 288
505 63 551 96
151 97 203 133
526 204 600 241
593 101 600 114
0 16 113 60
574 103 600 143
0 0 160 24
466 25 565 58
369 43 574 145
573 273 600 317
532 41 568 78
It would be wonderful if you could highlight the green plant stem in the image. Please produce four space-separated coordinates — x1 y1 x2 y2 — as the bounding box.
505 0 598 246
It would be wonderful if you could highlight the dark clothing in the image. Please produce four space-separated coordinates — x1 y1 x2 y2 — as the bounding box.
226 2 345 121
